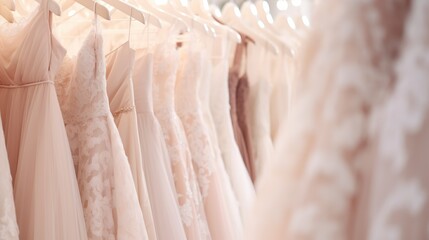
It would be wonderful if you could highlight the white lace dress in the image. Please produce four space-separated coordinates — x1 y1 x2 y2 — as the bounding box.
152 27 211 240
55 23 148 240
245 1 410 239
246 43 274 178
354 1 429 239
176 42 239 240
0 117 19 240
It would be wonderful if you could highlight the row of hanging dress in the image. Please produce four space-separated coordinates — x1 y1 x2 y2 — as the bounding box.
0 0 286 237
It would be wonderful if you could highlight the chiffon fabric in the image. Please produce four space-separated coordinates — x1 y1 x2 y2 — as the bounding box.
209 34 255 220
246 43 274 179
55 22 147 240
105 43 156 240
152 25 211 240
133 49 187 240
0 117 19 240
0 1 88 239
198 37 244 238
175 41 240 240
245 0 411 239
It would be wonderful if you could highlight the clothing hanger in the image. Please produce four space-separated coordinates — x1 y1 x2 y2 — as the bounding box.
240 1 291 56
61 0 111 20
162 0 214 37
102 0 161 27
190 0 241 43
255 0 296 53
103 0 161 27
34 0 61 15
221 2 279 55
133 0 188 32
255 1 275 33
0 3 14 22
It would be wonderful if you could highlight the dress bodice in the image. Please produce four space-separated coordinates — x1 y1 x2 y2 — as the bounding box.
175 45 204 113
55 25 110 124
106 43 136 116
0 3 65 85
153 40 179 114
133 50 154 114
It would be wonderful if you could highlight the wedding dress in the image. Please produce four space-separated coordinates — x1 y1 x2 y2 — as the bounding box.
55 21 147 240
246 43 274 179
245 0 410 239
198 36 244 238
209 34 255 220
105 43 156 240
133 48 187 240
353 1 429 239
0 117 19 240
0 1 88 239
176 40 238 240
152 26 211 240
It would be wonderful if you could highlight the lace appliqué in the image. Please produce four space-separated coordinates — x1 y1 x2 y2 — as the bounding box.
0 198 19 240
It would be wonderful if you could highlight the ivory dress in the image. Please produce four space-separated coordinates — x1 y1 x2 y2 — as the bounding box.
0 1 88 239
105 43 156 240
133 49 187 240
209 34 255 220
246 43 274 178
55 22 147 240
176 42 237 240
152 26 211 240
0 117 19 240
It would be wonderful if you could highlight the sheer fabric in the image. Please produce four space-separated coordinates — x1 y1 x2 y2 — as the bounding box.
245 1 410 239
153 26 211 240
55 22 147 240
176 42 238 240
133 49 187 240
0 117 19 240
246 43 274 178
0 1 88 239
210 35 255 220
105 43 156 240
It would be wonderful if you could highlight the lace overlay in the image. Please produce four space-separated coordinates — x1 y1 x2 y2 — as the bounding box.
366 0 429 239
152 34 211 240
0 198 18 240
245 1 410 239
55 23 147 240
176 46 215 197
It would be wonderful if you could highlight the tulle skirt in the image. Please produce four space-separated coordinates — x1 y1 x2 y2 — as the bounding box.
0 84 88 240
136 111 187 240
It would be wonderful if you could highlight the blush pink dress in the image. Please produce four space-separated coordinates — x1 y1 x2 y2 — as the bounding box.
175 42 238 240
105 43 156 240
133 49 187 240
55 22 148 240
0 1 88 239
152 26 211 240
